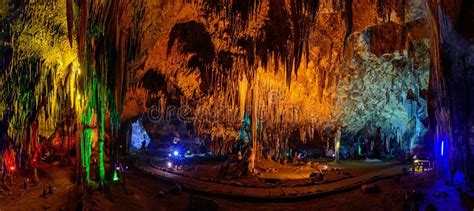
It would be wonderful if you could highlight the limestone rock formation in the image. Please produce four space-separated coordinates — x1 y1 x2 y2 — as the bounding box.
0 0 472 184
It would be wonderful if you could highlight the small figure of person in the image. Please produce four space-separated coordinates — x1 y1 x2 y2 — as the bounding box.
173 133 181 145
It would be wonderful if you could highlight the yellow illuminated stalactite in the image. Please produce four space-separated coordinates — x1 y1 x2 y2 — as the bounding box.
251 73 258 163
238 73 249 121
190 52 341 159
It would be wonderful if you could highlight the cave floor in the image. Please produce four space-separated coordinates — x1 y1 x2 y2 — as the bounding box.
138 154 410 199
0 161 473 210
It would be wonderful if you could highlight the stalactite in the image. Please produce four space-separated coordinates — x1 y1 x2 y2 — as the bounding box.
66 0 74 48
77 0 88 67
343 0 352 51
187 0 320 86
71 0 131 184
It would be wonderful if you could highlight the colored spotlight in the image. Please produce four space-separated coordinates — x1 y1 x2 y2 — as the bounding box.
173 150 179 156
441 141 444 156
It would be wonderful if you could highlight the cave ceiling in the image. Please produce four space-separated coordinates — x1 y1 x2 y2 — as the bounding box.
0 0 431 147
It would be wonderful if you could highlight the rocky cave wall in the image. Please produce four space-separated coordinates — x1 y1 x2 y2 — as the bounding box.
0 0 432 153
116 0 432 156
0 0 472 181
425 0 474 183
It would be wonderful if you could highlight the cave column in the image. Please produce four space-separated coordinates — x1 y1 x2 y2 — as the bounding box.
97 82 106 184
250 73 258 172
335 128 341 161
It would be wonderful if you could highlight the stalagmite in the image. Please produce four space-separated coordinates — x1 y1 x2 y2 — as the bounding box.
335 128 341 161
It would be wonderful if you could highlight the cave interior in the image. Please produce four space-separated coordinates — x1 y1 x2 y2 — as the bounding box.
0 0 473 210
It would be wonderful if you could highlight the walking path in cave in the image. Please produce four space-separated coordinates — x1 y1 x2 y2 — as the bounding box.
134 154 410 199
